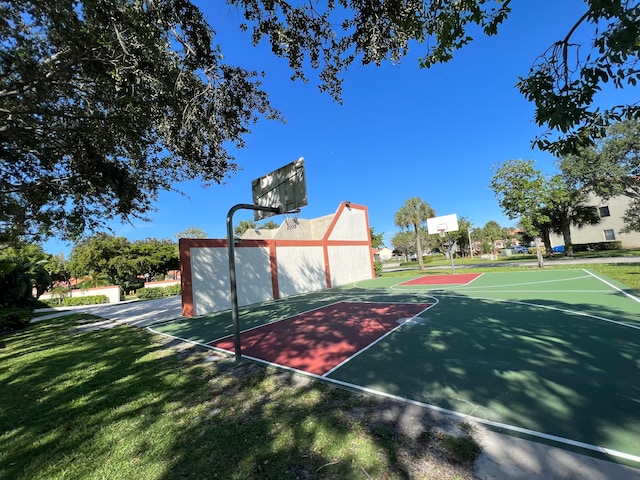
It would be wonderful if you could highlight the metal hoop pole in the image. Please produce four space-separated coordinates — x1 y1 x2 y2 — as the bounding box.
227 203 281 361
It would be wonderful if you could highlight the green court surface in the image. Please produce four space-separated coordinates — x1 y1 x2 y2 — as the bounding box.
151 268 640 465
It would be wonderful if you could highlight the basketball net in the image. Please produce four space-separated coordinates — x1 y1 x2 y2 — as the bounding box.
284 208 300 230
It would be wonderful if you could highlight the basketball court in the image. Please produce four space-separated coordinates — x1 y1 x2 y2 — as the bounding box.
157 159 640 469
150 268 640 468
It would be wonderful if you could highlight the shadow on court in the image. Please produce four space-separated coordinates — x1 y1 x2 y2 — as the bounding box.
151 270 640 467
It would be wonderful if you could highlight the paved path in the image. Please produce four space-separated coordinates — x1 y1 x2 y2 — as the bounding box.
33 296 182 328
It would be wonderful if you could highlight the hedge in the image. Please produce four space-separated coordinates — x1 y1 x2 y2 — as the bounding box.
42 295 109 307
572 241 622 252
137 284 181 300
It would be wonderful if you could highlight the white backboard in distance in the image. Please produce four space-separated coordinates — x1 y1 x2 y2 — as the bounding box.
427 214 459 235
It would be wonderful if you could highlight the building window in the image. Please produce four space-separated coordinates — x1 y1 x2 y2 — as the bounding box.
604 229 616 241
599 206 610 217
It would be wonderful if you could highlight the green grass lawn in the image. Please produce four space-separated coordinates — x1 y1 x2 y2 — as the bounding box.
0 314 476 480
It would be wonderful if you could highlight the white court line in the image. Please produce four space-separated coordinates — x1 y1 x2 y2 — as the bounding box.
146 327 234 356
433 293 640 332
391 288 613 293
185 343 640 465
318 376 640 465
323 298 439 377
584 268 640 304
461 275 593 290
389 277 595 291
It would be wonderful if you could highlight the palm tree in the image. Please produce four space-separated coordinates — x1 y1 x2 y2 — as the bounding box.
78 272 110 289
394 197 436 270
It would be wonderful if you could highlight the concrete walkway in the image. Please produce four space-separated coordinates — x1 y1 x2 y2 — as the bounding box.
474 427 640 479
32 296 182 328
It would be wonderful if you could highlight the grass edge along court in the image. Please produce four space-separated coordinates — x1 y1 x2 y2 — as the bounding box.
151 268 640 468
0 313 479 480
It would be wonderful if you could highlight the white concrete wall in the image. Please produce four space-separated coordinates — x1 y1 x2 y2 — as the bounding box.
40 285 121 304
328 245 373 286
144 280 180 288
182 203 374 317
276 246 326 297
190 246 273 316
328 207 368 241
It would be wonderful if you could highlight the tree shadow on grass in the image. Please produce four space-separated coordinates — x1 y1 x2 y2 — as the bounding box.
0 317 472 480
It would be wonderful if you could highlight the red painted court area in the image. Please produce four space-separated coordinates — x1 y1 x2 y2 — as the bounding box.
400 273 481 286
209 301 432 375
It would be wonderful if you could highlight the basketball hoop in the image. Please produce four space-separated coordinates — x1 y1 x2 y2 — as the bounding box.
438 228 446 238
284 208 300 230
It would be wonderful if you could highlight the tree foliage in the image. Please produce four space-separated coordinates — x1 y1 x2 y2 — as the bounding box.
3 0 638 244
452 216 473 256
235 0 638 153
491 159 601 256
490 159 549 235
1 0 280 243
394 197 436 269
390 230 414 260
235 220 258 237
175 227 208 239
561 120 640 231
0 243 52 306
369 227 384 249
517 4 640 155
69 234 178 289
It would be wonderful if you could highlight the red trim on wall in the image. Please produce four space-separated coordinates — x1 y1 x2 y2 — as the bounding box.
179 202 374 317
179 238 194 317
323 245 332 288
269 242 279 300
322 202 373 287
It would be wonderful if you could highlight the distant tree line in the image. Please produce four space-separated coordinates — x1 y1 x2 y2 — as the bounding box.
0 234 182 308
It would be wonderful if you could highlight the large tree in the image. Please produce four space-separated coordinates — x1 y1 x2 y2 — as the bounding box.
1 0 279 243
490 159 601 258
369 227 384 249
394 197 436 270
175 227 208 240
0 243 52 306
390 230 414 261
3 1 638 244
69 233 133 286
232 0 639 154
561 120 640 231
69 234 179 288
490 159 552 265
543 176 601 255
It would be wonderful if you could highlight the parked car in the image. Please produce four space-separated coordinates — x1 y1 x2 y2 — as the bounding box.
511 246 529 254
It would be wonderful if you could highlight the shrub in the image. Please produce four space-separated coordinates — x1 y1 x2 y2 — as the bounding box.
137 284 181 300
373 260 383 277
573 241 622 252
442 434 482 464
0 308 32 333
60 295 109 306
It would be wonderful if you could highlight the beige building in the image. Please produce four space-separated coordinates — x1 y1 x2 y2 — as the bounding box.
550 193 640 249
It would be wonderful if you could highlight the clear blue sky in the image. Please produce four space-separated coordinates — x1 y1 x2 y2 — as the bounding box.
44 0 635 256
